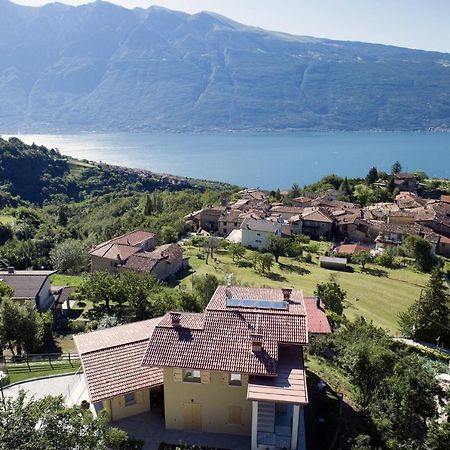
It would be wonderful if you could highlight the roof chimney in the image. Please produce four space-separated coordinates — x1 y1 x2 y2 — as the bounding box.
281 288 292 302
7 266 14 274
170 312 181 327
250 333 263 353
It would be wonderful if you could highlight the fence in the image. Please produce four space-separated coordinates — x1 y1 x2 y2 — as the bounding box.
1 352 81 374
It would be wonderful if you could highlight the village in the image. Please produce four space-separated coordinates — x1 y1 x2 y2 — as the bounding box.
185 172 450 260
1 167 450 450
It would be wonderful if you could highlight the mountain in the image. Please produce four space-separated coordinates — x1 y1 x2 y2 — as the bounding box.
0 0 449 132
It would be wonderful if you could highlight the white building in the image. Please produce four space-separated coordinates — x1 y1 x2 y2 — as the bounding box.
239 218 282 250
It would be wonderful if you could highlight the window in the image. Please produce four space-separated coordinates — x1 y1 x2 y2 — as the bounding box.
124 392 136 406
229 373 242 386
183 369 201 383
228 405 242 424
234 222 238 227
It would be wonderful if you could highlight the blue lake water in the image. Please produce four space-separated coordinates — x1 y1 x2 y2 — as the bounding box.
5 131 450 189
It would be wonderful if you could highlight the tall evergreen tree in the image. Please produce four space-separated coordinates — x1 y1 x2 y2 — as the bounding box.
399 267 450 342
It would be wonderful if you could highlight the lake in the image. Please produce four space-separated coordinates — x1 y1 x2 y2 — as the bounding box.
5 131 450 189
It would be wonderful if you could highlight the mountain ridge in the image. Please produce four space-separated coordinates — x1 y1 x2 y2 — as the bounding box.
0 0 449 132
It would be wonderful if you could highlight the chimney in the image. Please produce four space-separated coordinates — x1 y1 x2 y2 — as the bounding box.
7 266 14 274
170 312 181 327
251 333 263 353
281 288 292 302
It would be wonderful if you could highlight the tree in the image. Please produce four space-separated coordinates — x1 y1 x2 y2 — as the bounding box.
366 166 378 184
391 160 402 174
143 194 153 215
260 252 273 273
314 276 346 315
78 272 118 313
229 242 245 262
0 392 126 450
370 355 437 446
425 420 450 450
402 235 435 272
266 235 289 262
192 274 219 307
290 183 301 198
160 225 178 244
376 249 395 268
204 237 220 263
339 340 395 408
0 281 13 299
399 267 449 342
352 250 373 270
179 291 203 313
339 177 351 195
0 223 13 245
0 298 45 354
50 239 89 274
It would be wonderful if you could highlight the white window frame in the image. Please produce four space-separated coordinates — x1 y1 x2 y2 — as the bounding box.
229 373 242 386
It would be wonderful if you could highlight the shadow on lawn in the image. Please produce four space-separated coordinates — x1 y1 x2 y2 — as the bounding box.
278 262 311 276
266 272 287 282
362 267 388 277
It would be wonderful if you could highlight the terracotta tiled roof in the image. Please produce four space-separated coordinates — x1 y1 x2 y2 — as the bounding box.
109 230 155 246
335 244 371 255
75 318 163 403
123 244 183 273
89 243 142 260
143 286 308 376
377 222 440 244
301 209 334 223
270 206 305 215
303 297 332 334
207 285 306 315
441 195 450 204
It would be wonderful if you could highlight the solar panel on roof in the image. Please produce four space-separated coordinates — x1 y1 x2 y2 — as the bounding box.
226 297 288 310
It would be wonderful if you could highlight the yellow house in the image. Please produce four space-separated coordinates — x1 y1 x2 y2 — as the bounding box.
143 286 329 450
74 318 164 422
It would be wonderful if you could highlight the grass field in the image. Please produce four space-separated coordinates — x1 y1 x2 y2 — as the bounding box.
68 158 95 176
51 274 83 287
179 245 428 335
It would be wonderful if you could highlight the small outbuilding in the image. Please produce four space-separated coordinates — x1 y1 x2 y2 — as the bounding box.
319 256 348 271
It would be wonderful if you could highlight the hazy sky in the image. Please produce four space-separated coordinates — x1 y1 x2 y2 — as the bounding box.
12 0 450 53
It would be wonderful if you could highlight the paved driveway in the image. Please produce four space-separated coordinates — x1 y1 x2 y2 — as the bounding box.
3 372 87 406
114 411 251 450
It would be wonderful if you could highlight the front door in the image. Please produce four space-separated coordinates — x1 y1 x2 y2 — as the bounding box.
183 403 202 432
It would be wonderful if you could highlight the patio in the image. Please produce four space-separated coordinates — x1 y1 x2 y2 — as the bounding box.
113 411 251 450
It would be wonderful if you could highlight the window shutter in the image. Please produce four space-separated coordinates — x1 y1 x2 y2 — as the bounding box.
201 371 210 384
173 368 182 382
222 372 229 385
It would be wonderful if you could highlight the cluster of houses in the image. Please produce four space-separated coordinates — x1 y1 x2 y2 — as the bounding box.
75 285 331 450
88 230 189 280
185 175 450 258
0 230 188 316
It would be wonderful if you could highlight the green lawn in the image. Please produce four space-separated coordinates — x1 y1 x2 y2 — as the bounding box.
68 158 95 176
51 274 83 287
180 245 428 335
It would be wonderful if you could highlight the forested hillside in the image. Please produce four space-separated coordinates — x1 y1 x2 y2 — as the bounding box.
0 136 230 269
0 0 449 132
